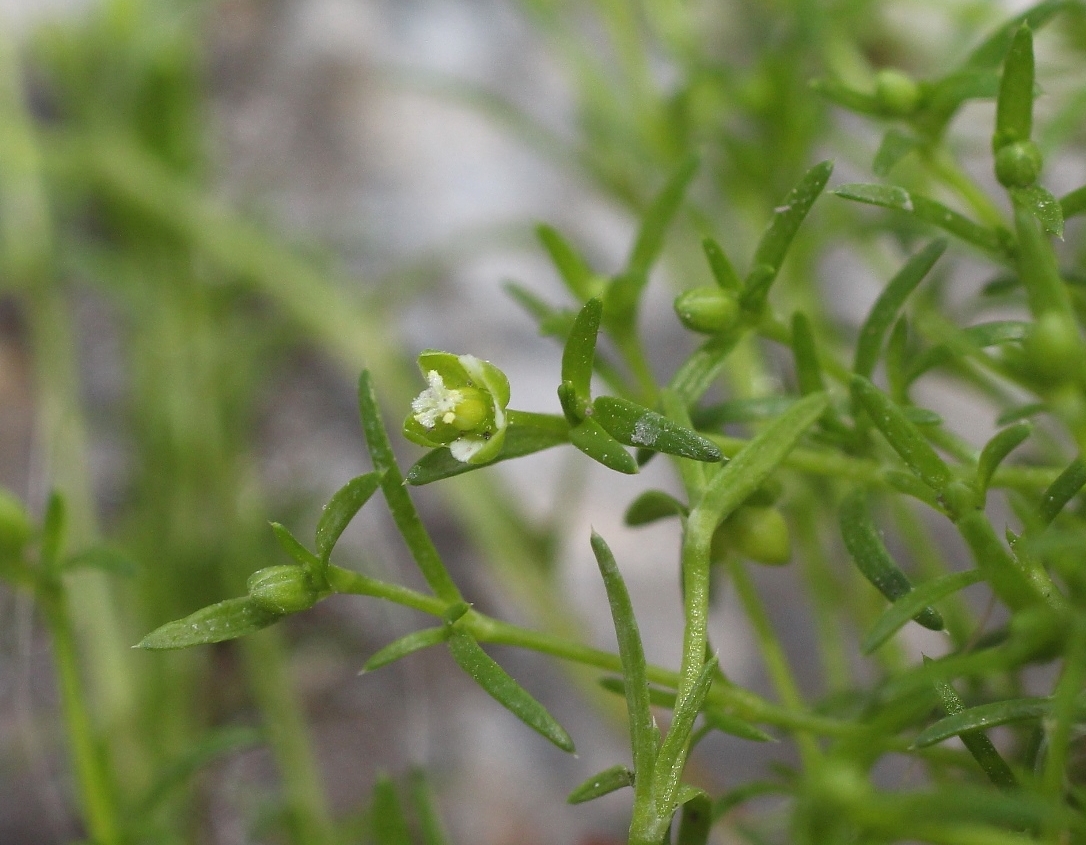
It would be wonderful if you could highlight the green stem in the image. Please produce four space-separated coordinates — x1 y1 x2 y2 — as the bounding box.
242 630 337 845
727 556 821 766
39 582 121 845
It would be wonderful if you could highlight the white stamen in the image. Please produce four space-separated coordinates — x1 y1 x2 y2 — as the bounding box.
411 370 463 429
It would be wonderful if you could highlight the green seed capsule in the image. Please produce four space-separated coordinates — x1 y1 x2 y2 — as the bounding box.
673 286 740 334
246 565 320 616
874 69 920 116
1026 312 1079 384
731 506 792 565
995 140 1042 188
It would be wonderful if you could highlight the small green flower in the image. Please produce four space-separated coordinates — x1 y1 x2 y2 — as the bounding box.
404 351 511 464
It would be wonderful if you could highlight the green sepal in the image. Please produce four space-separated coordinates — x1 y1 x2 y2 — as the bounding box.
569 417 639 474
1012 185 1064 237
592 396 722 462
566 764 634 804
246 565 324 615
624 490 689 526
405 415 570 485
137 597 278 650
536 224 598 302
446 629 575 753
833 184 1009 258
676 788 713 845
854 240 946 379
975 422 1032 498
363 626 449 673
993 24 1034 152
270 522 321 569
839 490 944 631
923 657 1019 787
862 570 983 653
850 376 952 495
562 298 603 406
741 160 833 315
315 471 383 564
591 531 657 776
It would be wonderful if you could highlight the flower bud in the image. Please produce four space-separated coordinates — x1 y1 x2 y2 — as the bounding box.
246 565 320 616
874 69 920 116
404 351 511 464
0 489 32 561
673 286 740 334
995 140 1042 188
711 506 792 565
1026 311 1079 384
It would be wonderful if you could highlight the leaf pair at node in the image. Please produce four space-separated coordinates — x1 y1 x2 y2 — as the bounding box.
559 297 723 474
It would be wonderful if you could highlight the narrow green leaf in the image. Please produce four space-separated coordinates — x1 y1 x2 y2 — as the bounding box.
503 282 577 339
854 240 947 378
62 546 138 578
566 764 634 804
693 395 797 428
885 316 910 399
994 25 1034 151
809 77 883 114
1060 184 1086 220
569 417 639 474
561 298 603 407
371 775 412 845
592 396 722 462
914 694 1056 748
627 156 699 279
701 392 829 520
591 531 657 778
668 332 743 405
359 371 461 602
862 570 983 653
834 185 1008 257
915 69 1000 138
447 629 575 752
904 320 1030 384
315 472 382 563
40 491 66 572
882 469 942 511
874 129 920 177
408 769 451 845
1038 457 1086 526
965 0 1066 70
363 626 449 672
742 160 833 314
624 490 689 526
955 509 1049 611
851 376 952 494
924 658 1018 787
652 659 718 818
712 781 789 819
537 224 596 301
840 489 944 631
702 237 742 292
976 422 1032 496
1012 185 1064 238
137 598 278 650
701 707 775 743
791 313 825 395
676 790 713 845
270 522 321 569
132 726 263 819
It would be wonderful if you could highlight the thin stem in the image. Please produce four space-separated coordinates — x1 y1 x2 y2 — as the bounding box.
39 583 121 845
727 556 821 766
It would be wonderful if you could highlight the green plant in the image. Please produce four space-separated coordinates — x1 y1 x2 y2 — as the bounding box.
7 0 1086 842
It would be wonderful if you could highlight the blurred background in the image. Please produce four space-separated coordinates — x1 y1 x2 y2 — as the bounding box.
1 0 1083 843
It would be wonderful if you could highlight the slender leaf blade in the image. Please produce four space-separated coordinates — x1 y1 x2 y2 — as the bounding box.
862 570 983 653
137 598 278 650
363 626 449 672
315 472 383 563
592 396 722 462
447 629 575 752
567 765 634 804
